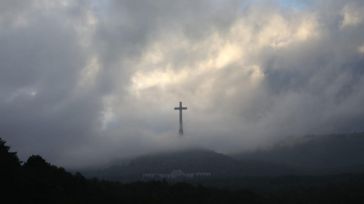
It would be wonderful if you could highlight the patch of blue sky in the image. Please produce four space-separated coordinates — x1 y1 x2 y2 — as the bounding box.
89 0 110 18
279 0 313 10
239 0 313 11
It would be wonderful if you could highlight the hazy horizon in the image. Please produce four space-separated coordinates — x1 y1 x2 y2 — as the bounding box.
1 0 364 169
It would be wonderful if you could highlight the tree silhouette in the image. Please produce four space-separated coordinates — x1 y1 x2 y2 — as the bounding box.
0 137 21 169
0 138 22 202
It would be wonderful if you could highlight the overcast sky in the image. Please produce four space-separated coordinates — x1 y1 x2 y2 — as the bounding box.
1 0 364 168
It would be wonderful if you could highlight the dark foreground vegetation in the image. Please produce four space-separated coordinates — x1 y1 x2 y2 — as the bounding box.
0 137 257 204
2 137 364 204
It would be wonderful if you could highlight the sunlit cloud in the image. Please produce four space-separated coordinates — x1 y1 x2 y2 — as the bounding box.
358 45 364 54
77 56 101 90
341 4 364 28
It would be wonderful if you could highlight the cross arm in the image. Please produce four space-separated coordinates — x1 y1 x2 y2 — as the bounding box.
174 107 187 110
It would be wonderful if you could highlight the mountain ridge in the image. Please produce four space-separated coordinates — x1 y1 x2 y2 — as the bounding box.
233 132 364 174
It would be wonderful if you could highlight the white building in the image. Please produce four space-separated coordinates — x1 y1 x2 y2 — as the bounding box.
142 169 211 180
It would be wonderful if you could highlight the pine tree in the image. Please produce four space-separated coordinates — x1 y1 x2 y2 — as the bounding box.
0 137 21 172
0 137 22 201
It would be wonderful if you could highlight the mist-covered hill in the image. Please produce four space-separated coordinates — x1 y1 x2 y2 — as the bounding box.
84 133 364 181
84 148 296 181
233 132 364 174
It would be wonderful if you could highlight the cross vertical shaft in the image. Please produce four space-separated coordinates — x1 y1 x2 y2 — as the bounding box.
174 101 187 135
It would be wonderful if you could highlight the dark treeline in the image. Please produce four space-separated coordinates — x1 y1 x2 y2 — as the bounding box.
2 137 364 204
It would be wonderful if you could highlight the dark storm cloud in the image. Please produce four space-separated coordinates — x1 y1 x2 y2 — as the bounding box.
1 0 364 168
0 0 101 163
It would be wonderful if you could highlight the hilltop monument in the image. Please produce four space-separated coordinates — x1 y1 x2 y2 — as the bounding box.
174 101 187 135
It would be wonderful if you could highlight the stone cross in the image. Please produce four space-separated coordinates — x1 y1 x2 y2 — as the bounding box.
174 101 187 135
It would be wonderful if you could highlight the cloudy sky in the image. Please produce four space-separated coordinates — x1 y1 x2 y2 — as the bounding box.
1 0 364 168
